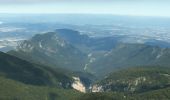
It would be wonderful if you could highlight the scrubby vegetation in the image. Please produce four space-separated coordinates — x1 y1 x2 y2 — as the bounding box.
0 76 82 100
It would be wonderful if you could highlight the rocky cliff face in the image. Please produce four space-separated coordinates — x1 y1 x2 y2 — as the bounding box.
72 77 86 93
91 84 104 92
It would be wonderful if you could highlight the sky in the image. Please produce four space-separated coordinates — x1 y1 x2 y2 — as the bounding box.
0 0 170 17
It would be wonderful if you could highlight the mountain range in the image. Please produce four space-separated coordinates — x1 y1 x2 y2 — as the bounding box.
1 28 170 99
8 29 170 77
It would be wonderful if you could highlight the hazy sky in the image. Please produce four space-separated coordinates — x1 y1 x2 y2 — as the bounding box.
0 0 170 17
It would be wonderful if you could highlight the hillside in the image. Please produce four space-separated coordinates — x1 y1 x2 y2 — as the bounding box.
77 66 170 100
0 76 81 100
1 51 96 91
77 88 170 100
0 51 93 99
92 66 170 93
0 51 75 87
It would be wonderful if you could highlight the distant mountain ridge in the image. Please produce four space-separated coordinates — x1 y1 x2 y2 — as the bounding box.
8 29 170 78
8 31 87 71
87 43 170 77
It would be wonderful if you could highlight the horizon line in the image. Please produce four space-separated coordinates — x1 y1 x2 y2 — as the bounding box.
0 13 170 18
